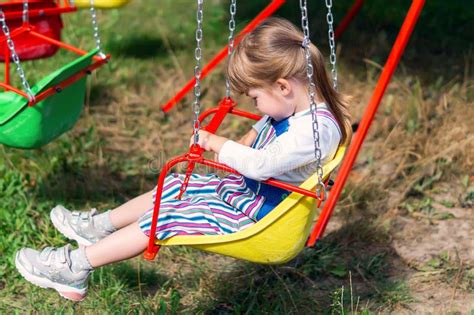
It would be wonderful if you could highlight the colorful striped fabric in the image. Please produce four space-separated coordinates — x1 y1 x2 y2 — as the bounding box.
138 106 340 240
138 173 257 239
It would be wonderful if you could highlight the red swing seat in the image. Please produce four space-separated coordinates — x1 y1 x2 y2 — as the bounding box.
0 0 76 61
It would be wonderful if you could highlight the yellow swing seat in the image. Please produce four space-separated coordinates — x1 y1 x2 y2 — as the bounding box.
156 145 346 265
74 0 131 9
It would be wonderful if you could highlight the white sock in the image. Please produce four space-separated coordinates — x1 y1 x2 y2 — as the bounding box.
70 247 93 273
93 210 117 234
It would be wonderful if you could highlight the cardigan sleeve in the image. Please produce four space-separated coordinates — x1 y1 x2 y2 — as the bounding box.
218 115 340 181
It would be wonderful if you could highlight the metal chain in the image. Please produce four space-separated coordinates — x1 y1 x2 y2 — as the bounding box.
299 0 324 199
0 9 35 102
325 0 338 90
192 0 204 145
22 0 29 24
225 0 237 97
89 0 106 58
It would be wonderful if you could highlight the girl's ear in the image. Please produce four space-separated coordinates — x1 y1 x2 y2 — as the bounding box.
275 78 291 96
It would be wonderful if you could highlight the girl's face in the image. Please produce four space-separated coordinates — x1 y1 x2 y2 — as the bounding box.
247 82 296 121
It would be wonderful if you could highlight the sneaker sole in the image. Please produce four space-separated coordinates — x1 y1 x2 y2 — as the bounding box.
15 251 87 302
50 210 94 247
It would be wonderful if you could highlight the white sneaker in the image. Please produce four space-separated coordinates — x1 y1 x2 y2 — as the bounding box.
15 244 90 302
50 205 112 246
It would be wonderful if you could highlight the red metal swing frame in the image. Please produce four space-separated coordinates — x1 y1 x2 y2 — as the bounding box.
0 2 109 106
144 0 425 260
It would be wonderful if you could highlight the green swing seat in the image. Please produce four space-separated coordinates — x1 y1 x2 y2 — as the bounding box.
0 48 99 149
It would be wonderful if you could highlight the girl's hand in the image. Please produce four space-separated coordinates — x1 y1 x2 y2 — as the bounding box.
189 130 212 151
190 130 228 153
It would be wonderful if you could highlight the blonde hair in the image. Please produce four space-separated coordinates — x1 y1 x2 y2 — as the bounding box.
227 17 352 145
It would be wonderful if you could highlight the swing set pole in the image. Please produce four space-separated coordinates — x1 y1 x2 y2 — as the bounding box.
334 0 364 39
307 0 426 247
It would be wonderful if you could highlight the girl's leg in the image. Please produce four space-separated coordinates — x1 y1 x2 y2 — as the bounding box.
109 173 221 229
50 190 155 246
52 174 220 245
85 222 148 268
109 190 155 229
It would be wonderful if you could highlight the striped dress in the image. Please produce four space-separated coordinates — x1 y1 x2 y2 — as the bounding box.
138 106 340 240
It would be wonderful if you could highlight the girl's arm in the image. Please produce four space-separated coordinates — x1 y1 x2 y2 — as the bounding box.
236 128 258 146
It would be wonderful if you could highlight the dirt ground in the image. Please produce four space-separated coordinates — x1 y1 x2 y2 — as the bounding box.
386 185 474 314
391 202 473 313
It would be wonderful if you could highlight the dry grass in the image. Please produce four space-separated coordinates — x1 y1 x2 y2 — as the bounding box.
1 0 473 312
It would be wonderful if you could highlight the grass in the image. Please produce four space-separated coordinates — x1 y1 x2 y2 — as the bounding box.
1 0 473 313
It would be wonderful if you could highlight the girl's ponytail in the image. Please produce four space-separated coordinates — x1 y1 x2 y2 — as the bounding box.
310 45 352 145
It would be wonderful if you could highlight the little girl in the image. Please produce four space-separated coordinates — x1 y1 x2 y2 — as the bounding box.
15 17 351 301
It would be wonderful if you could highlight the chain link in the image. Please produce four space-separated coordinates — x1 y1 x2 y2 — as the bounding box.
325 0 338 90
22 0 29 24
299 0 324 199
225 0 237 97
0 9 35 102
89 0 106 58
192 0 204 145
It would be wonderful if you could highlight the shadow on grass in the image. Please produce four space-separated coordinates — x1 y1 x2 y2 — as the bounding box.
106 34 172 59
85 82 117 108
36 162 155 207
194 219 411 313
110 262 169 296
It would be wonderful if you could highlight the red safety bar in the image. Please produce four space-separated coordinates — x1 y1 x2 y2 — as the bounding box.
0 22 109 106
199 98 261 129
306 0 426 247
